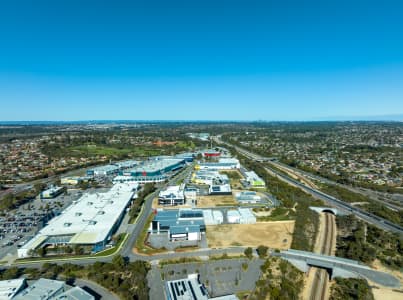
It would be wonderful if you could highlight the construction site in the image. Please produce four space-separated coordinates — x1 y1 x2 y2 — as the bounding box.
144 150 288 251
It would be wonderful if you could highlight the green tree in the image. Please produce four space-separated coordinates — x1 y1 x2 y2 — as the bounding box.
74 245 84 255
37 247 47 257
2 267 19 280
244 247 253 259
257 245 268 258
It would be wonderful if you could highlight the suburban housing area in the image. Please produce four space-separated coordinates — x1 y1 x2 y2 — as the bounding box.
0 125 402 300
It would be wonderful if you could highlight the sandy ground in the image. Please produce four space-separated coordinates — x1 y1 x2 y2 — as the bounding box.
313 213 325 254
367 260 403 300
197 194 237 207
372 287 403 300
206 221 294 248
302 268 315 300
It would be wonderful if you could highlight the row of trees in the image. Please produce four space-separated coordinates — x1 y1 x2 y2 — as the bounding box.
128 183 156 223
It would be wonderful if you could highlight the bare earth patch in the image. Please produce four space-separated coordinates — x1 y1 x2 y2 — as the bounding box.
368 260 403 300
372 287 403 300
206 221 294 249
197 194 237 207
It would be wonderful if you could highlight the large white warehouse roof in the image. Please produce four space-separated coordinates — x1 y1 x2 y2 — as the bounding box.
44 182 137 243
19 182 137 257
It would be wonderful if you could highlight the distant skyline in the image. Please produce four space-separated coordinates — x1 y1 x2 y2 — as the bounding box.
1 1 403 121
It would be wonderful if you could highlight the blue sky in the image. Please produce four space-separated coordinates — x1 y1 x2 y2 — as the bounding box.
1 0 402 121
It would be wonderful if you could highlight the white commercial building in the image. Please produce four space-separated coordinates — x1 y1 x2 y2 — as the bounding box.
192 171 230 186
227 208 256 224
18 182 138 258
40 186 64 199
113 160 139 169
158 185 185 206
87 165 120 177
209 184 232 195
13 278 66 300
238 208 257 224
218 158 241 168
244 171 266 188
235 191 262 203
203 210 224 225
227 210 241 224
184 187 197 202
192 171 220 185
165 274 239 300
197 158 240 171
13 278 94 300
0 279 26 299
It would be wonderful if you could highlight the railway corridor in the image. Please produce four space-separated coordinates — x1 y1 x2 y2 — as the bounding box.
305 212 336 300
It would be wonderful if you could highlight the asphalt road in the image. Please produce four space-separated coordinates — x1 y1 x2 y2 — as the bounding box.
216 137 403 235
271 160 403 211
11 163 243 268
8 143 403 272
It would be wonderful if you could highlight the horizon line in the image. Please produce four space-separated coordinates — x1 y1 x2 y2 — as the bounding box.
0 118 402 124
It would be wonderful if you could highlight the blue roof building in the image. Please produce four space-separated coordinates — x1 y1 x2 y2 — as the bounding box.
150 209 205 242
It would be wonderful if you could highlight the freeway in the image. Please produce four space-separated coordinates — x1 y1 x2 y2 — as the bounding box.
271 160 403 211
9 141 402 272
215 137 403 235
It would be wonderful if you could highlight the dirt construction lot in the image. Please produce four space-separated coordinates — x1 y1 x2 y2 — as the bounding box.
197 195 237 207
206 221 295 249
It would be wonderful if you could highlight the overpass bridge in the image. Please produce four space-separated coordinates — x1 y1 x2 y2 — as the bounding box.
273 249 401 288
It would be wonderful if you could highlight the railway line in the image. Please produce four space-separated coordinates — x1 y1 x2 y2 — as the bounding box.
216 138 403 235
310 212 336 300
